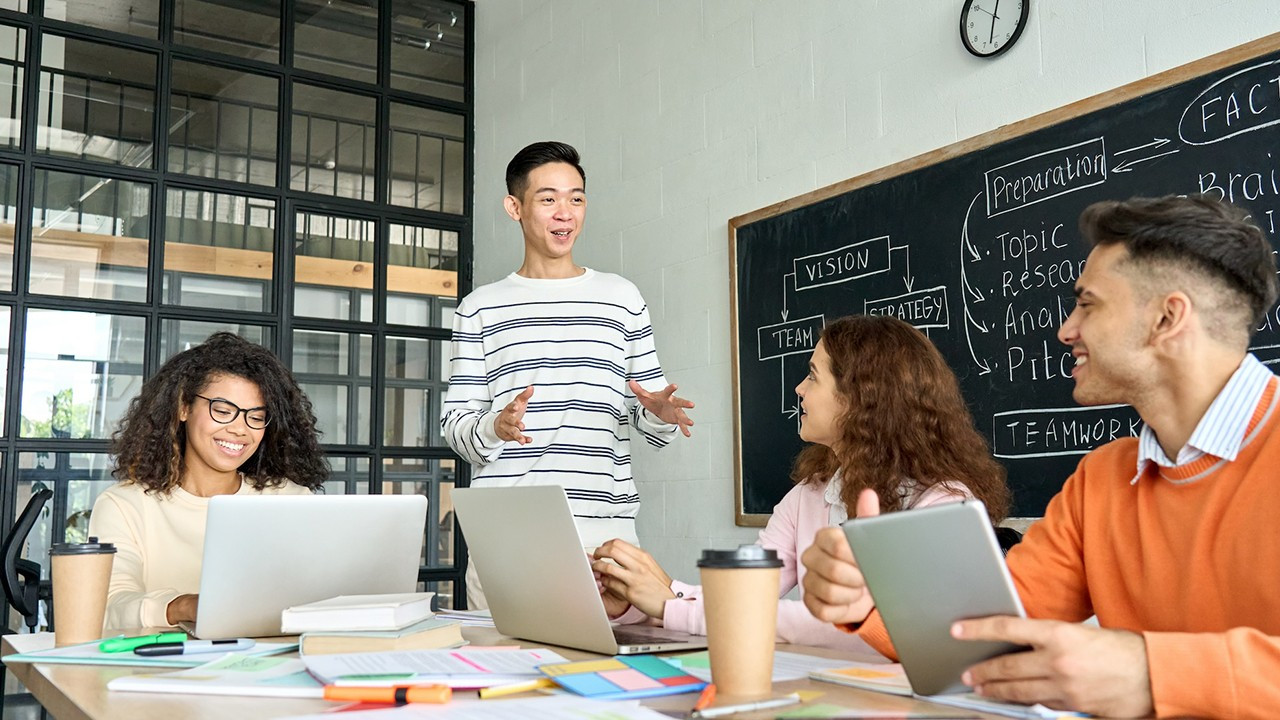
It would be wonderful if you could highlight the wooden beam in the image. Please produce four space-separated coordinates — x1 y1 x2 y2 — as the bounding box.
0 223 456 297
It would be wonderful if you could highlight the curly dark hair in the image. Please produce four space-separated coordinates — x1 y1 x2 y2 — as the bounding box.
111 332 328 494
790 315 1010 522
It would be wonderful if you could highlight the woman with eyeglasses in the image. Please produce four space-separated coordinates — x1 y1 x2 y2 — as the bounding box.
88 332 328 630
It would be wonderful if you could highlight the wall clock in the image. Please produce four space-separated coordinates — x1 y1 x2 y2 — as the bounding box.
961 0 1028 58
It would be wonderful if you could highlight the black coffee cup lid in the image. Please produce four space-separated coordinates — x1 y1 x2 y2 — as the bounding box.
697 544 782 569
50 536 116 555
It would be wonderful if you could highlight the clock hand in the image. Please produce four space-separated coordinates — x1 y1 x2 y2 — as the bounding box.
989 0 1001 44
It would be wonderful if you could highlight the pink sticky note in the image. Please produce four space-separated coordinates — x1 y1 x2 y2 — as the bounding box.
599 668 662 691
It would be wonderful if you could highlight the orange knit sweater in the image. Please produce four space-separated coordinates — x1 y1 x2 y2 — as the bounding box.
860 378 1280 718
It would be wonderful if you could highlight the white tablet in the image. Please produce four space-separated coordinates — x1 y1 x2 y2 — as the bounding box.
842 499 1026 695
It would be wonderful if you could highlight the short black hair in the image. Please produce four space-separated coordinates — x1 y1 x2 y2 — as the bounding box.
505 141 586 199
1080 194 1279 334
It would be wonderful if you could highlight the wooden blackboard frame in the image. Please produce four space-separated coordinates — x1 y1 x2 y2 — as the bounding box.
727 32 1280 527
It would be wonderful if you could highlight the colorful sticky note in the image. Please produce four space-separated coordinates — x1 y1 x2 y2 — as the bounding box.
537 654 706 701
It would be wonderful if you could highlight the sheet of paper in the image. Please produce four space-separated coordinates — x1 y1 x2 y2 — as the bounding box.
434 609 497 628
4 638 298 669
667 650 852 682
283 695 673 719
302 648 567 683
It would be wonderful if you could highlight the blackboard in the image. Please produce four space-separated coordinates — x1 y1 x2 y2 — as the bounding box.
729 33 1280 524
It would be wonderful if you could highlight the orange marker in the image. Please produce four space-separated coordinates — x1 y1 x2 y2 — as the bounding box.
692 683 716 712
323 685 452 705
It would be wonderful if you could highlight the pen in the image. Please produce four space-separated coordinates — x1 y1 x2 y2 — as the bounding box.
98 632 187 653
690 692 801 719
477 677 557 699
133 638 256 656
334 673 418 684
323 685 452 705
692 682 716 712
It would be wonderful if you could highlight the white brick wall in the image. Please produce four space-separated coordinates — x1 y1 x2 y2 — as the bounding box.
473 0 1280 585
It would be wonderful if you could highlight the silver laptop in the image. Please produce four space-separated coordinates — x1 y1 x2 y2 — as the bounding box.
452 486 707 655
842 500 1026 695
185 495 428 639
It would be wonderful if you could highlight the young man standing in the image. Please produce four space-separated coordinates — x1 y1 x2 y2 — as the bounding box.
442 141 694 608
801 195 1280 718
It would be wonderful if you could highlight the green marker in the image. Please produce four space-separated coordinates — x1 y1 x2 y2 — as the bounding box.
99 632 188 653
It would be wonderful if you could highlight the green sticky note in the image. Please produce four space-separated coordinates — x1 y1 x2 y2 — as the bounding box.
208 655 288 672
668 650 710 669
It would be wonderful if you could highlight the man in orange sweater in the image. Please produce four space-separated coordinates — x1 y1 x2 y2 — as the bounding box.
801 195 1280 718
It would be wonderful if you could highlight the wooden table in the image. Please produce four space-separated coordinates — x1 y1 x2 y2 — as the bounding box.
2 627 1004 719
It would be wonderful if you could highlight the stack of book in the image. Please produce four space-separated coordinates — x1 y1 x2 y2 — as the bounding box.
281 592 465 655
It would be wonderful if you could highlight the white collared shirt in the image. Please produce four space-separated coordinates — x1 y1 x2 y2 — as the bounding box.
1132 353 1275 483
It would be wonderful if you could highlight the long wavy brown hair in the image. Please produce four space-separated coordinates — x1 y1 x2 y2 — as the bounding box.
111 332 329 495
790 315 1010 522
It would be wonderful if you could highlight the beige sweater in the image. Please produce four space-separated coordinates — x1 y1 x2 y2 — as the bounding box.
87 479 311 630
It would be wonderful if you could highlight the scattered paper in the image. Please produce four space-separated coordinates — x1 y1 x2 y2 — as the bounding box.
283 694 673 719
434 609 497 628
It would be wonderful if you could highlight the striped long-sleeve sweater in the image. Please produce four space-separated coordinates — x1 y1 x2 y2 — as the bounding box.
441 268 677 547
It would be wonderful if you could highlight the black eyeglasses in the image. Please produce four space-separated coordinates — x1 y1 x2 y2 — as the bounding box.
194 394 271 430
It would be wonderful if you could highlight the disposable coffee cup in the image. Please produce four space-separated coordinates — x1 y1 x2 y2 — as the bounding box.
698 544 783 699
50 537 116 647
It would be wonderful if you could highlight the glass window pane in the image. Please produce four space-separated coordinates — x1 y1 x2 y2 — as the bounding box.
10 451 116 631
0 306 8 433
0 25 25 149
382 457 454 569
294 329 372 446
45 1 159 39
175 0 281 63
437 473 453 568
290 83 375 201
159 319 272 362
0 1 26 12
0 162 19 292
38 35 156 168
384 337 449 447
163 188 274 311
324 455 370 495
390 0 464 102
294 210 375 321
293 0 377 85
29 169 151 302
17 451 114 577
21 309 145 439
387 223 457 328
170 61 279 186
388 103 463 214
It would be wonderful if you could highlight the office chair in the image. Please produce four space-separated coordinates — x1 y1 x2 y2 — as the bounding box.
0 488 53 719
994 526 1023 556
2 488 54 633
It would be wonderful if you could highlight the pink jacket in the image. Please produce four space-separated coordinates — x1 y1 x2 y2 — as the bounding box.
661 477 967 653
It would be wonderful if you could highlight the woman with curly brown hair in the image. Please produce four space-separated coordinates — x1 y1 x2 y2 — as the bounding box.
87 332 328 630
592 314 1010 652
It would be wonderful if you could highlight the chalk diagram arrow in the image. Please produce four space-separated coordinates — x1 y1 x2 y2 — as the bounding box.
1113 137 1171 156
782 363 801 426
958 191 993 375
781 272 795 321
1112 137 1179 173
889 243 914 292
